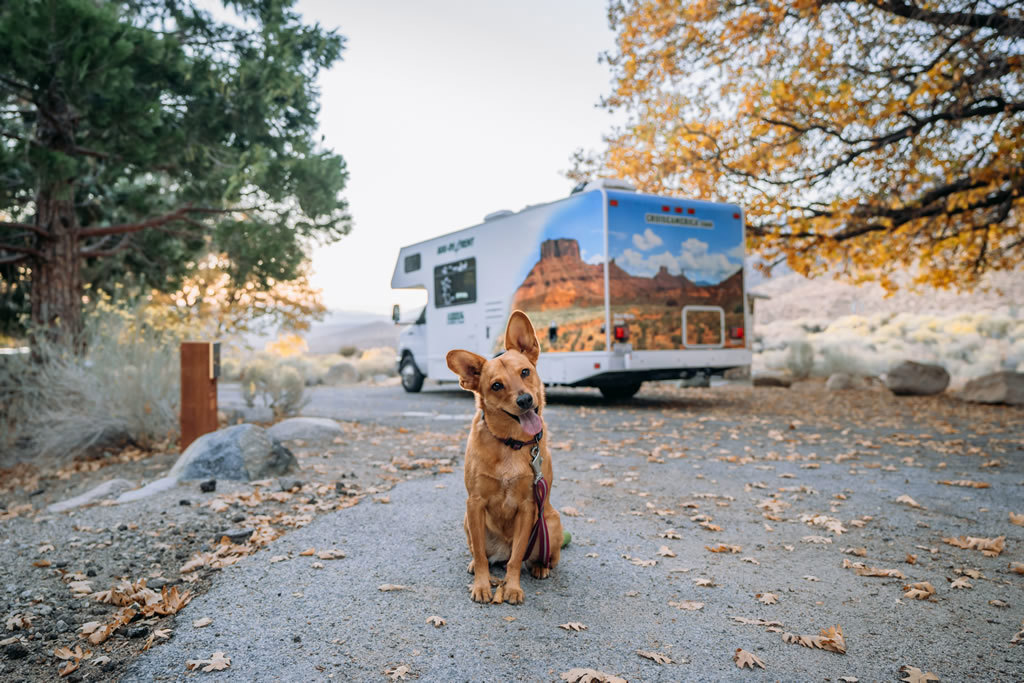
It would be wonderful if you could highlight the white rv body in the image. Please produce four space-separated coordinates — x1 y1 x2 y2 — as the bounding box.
391 182 751 397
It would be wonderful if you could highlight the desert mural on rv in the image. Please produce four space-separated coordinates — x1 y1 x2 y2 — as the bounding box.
509 191 745 353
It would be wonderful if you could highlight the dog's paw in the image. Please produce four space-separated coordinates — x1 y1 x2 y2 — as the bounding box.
466 560 475 574
470 583 493 603
529 564 550 580
504 584 524 604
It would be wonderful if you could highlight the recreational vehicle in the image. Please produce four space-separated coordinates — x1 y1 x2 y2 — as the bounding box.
390 179 750 398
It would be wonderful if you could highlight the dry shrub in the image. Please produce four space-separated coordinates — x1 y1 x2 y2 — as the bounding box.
240 356 308 419
355 347 397 380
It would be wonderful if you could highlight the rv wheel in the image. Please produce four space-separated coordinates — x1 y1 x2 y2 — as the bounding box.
598 381 642 400
400 356 425 393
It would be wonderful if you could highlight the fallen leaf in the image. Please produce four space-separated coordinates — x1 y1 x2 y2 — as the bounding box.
379 584 409 592
560 622 588 631
903 582 937 600
950 576 972 589
311 562 324 569
669 600 704 611
900 665 940 682
989 599 1009 608
58 660 80 677
298 548 316 556
781 624 846 654
896 494 924 509
656 545 676 557
741 556 760 565
186 651 231 673
269 555 289 563
733 648 765 670
841 547 867 557
802 535 832 544
693 577 716 587
757 593 778 605
803 575 820 582
317 549 345 560
5 613 32 631
1010 562 1024 575
560 506 582 517
32 560 51 568
659 529 682 539
1009 512 1024 527
559 668 627 683
905 554 918 565
385 664 411 680
705 544 741 553
425 615 445 627
732 616 782 627
193 617 213 628
637 650 672 664
942 535 1005 557
937 479 990 489
53 645 87 660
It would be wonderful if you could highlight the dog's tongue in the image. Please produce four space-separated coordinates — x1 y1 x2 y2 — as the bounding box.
519 409 543 436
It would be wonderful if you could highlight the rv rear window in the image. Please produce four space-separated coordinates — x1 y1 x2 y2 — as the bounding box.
404 253 421 273
434 257 477 308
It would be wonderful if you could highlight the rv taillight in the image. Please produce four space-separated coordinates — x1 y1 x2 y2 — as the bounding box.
687 208 695 214
661 205 670 212
733 212 740 219
609 199 618 206
614 325 630 342
730 326 745 340
674 207 682 213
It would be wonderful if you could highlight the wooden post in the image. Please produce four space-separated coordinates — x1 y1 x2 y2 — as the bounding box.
180 341 220 450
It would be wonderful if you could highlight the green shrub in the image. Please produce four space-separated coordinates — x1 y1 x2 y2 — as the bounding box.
339 345 358 357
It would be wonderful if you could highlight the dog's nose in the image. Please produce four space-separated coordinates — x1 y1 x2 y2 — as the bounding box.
516 393 534 410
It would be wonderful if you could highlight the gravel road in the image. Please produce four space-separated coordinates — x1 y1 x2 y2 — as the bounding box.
118 382 1024 681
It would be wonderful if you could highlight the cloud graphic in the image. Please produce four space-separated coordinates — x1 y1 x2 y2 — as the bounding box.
632 228 663 251
615 238 740 284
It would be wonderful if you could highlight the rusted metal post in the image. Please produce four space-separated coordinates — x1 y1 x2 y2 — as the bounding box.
180 341 220 450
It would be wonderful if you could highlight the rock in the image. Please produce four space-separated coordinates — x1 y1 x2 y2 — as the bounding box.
167 424 298 481
825 373 871 391
279 478 304 492
115 476 177 504
199 479 216 493
957 371 1024 405
267 417 343 442
215 528 254 545
884 361 950 395
47 478 136 513
127 626 148 639
324 362 359 386
3 642 29 660
752 371 792 387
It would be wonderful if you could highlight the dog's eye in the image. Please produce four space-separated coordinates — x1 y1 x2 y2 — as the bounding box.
521 368 530 378
491 382 504 392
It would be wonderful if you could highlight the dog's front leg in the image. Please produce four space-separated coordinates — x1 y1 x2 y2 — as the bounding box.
466 495 492 603
501 500 535 605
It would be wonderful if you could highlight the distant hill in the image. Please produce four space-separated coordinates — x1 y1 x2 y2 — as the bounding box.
236 310 399 354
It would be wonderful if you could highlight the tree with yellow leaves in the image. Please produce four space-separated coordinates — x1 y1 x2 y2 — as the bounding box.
575 1 1023 290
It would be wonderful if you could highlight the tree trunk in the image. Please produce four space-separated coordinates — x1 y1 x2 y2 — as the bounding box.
30 187 81 346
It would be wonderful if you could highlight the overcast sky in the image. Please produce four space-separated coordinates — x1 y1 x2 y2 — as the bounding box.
297 0 618 315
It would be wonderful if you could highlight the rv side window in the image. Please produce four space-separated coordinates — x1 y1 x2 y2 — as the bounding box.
404 253 421 272
434 257 477 308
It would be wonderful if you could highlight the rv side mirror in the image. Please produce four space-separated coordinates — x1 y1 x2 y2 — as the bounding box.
392 304 400 323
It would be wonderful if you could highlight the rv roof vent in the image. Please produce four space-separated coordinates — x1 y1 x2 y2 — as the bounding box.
583 178 636 192
484 209 515 221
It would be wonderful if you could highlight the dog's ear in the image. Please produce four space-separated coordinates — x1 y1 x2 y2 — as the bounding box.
504 310 539 364
446 349 486 392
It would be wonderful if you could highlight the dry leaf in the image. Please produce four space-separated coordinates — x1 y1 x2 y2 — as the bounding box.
425 615 445 627
186 651 231 672
937 479 990 489
311 562 324 569
802 535 832 544
298 547 315 556
803 575 820 582
942 535 1005 557
694 577 716 587
656 545 676 557
379 584 409 592
705 544 741 553
58 660 80 677
781 625 846 654
193 617 213 628
732 616 782 627
896 494 924 509
560 622 588 631
53 645 87 661
900 665 940 682
669 600 704 611
841 547 867 557
560 506 582 517
1010 562 1024 575
269 555 289 563
317 549 345 560
5 614 32 631
733 648 765 670
989 599 1009 608
905 554 918 565
659 529 682 539
1009 512 1024 527
950 576 972 589
386 665 411 680
637 650 672 664
903 581 937 600
559 668 627 683
741 556 760 565
757 593 778 605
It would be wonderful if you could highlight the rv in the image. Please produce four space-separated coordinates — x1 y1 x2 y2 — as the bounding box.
390 179 751 398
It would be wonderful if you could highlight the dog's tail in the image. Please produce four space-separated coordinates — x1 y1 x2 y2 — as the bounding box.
562 531 571 548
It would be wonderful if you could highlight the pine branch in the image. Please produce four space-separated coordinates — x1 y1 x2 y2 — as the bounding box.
0 243 44 259
863 0 1024 38
0 221 51 240
77 206 236 238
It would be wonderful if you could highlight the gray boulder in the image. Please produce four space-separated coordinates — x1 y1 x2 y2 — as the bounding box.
885 361 950 395
752 371 792 387
958 371 1024 405
168 424 297 481
267 417 343 442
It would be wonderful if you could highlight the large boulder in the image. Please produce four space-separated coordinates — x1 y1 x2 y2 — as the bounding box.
884 361 950 396
958 371 1024 406
168 424 298 481
267 417 343 442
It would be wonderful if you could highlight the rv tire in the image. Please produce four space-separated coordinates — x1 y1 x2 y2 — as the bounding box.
598 381 642 400
400 355 425 393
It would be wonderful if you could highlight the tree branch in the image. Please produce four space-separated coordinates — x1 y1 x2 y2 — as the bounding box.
0 243 44 259
864 0 1024 38
81 234 134 258
0 221 51 240
0 253 30 265
77 206 235 238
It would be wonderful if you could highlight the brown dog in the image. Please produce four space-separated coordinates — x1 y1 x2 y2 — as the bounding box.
446 311 563 604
